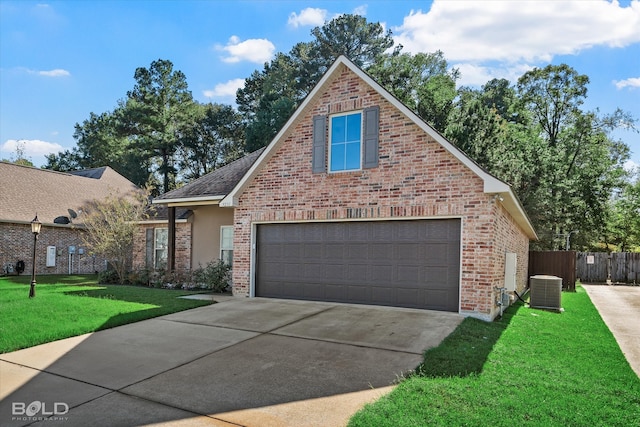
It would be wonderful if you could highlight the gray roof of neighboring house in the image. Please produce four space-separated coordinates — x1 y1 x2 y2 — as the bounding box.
0 162 139 226
155 148 265 202
68 167 107 179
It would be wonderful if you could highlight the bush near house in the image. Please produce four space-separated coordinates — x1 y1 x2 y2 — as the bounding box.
99 260 231 292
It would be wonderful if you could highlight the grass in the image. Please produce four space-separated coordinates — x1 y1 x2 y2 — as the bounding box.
349 286 640 427
0 275 214 353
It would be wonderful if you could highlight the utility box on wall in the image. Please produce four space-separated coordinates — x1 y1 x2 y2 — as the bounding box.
46 246 56 267
504 252 517 291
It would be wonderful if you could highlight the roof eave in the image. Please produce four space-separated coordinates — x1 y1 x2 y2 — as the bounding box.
153 195 225 206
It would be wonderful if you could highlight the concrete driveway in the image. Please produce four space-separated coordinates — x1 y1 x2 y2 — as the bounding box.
583 284 640 378
1 297 463 427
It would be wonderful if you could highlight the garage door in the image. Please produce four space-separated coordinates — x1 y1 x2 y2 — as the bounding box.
255 219 460 312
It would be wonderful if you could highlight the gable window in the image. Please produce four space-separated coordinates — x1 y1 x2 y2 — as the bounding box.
154 228 168 269
312 106 379 173
330 112 362 172
220 226 234 267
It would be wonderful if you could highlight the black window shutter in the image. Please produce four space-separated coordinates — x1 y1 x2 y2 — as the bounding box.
145 228 154 268
363 106 379 169
312 115 327 173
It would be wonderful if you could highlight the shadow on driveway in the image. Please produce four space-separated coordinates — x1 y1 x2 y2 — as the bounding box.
1 298 463 426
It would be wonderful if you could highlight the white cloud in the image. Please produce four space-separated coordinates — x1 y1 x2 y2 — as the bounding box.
394 1 640 63
288 7 327 28
20 67 71 77
1 139 64 158
37 68 70 77
218 36 275 64
203 78 245 98
352 5 368 16
614 77 640 89
624 159 639 173
455 63 535 87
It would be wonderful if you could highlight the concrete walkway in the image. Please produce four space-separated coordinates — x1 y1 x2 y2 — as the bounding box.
583 284 640 377
0 298 462 426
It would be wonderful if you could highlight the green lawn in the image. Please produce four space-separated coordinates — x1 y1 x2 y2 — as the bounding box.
349 286 640 427
0 275 214 353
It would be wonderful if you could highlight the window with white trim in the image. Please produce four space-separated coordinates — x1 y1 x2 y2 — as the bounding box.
220 226 234 267
154 228 168 269
329 111 362 172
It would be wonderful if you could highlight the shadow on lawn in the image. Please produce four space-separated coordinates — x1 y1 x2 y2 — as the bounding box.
63 287 213 331
415 301 523 378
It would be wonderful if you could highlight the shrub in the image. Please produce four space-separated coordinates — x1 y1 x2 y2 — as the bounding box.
193 260 231 292
98 269 120 284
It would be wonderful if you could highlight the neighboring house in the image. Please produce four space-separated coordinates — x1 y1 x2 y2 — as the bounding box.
0 163 139 275
151 56 537 321
133 150 264 272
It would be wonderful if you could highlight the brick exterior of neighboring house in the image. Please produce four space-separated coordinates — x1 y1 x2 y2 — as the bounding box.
0 163 139 277
133 218 192 271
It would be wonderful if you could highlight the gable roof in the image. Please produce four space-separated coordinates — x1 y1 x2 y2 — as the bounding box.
153 147 265 205
218 55 537 239
0 162 139 226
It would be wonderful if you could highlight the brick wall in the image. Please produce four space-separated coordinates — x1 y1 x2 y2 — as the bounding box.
132 223 192 271
1 223 108 275
231 64 531 320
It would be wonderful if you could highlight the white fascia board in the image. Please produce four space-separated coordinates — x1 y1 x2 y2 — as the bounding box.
152 195 225 205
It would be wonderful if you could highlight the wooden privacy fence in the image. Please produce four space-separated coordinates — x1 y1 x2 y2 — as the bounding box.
528 251 577 291
576 252 640 284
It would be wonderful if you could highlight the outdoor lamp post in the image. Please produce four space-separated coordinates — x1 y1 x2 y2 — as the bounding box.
29 214 42 298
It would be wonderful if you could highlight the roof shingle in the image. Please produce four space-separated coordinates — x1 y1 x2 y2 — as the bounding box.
155 148 265 201
0 162 139 225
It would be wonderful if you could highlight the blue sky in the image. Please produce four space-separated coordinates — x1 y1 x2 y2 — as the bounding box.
1 0 639 170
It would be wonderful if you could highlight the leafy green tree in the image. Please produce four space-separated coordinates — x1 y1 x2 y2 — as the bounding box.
515 64 631 249
309 14 393 69
122 59 195 193
238 14 395 151
605 171 640 251
179 103 245 180
369 51 459 132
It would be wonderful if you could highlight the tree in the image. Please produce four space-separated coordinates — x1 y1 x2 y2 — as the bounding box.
238 14 396 151
179 103 245 180
46 109 152 187
122 59 195 193
81 191 150 284
514 64 631 249
2 140 35 166
368 51 459 131
309 14 394 69
605 171 640 251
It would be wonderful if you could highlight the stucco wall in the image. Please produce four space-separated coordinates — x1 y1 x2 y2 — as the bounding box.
231 64 531 320
191 205 234 269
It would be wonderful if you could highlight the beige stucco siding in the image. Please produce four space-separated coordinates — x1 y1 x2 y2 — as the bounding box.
190 205 234 269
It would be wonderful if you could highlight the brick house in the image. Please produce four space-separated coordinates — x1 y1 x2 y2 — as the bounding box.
152 56 537 321
0 163 139 276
